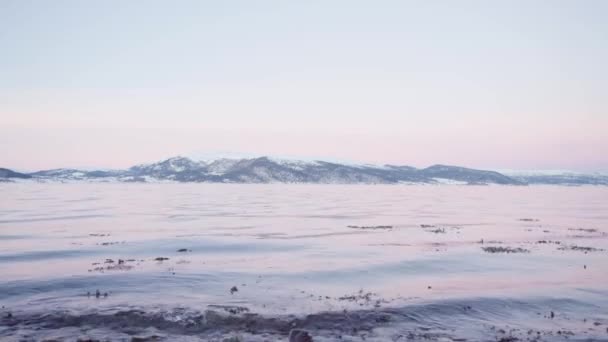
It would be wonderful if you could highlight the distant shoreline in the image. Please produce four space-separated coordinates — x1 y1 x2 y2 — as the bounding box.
3 156 608 185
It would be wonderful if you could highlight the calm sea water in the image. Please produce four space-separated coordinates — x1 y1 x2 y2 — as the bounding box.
1 183 607 341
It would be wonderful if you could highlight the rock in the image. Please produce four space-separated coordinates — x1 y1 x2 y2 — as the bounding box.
230 286 238 295
482 246 529 254
424 227 446 234
154 257 169 261
347 225 393 230
208 304 249 315
131 335 164 342
558 245 604 252
177 248 189 252
497 337 517 342
289 329 313 342
222 337 241 342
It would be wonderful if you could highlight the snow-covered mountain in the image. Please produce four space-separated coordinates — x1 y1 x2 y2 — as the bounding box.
2 157 606 185
0 168 31 182
500 170 608 186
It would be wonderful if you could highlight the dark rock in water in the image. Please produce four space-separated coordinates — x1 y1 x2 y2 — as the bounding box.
558 245 604 252
482 246 529 254
95 290 100 298
289 329 313 342
6 312 12 318
221 338 242 342
347 225 393 230
535 240 562 245
424 227 446 234
375 314 390 323
230 286 238 295
497 337 518 342
177 248 189 252
131 335 164 342
568 228 598 233
154 257 169 261
208 304 249 315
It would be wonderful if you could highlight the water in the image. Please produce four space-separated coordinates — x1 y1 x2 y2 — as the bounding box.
1 183 607 341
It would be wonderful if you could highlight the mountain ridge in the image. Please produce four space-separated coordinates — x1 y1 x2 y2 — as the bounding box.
2 156 607 185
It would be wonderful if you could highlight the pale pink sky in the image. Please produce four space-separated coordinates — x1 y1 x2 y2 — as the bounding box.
1 1 607 171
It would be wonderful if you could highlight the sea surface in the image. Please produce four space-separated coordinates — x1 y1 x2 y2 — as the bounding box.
1 183 607 341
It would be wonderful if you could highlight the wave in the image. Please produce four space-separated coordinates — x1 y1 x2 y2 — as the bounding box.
2 296 607 341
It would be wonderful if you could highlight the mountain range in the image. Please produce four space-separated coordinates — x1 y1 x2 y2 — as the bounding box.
2 157 607 185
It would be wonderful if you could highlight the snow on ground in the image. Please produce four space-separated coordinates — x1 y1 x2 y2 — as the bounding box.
497 169 604 176
431 178 469 185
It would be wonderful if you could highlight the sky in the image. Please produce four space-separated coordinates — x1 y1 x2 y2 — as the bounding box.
1 0 607 172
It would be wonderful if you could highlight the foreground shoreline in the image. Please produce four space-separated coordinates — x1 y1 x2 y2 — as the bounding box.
2 295 608 341
2 184 607 341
